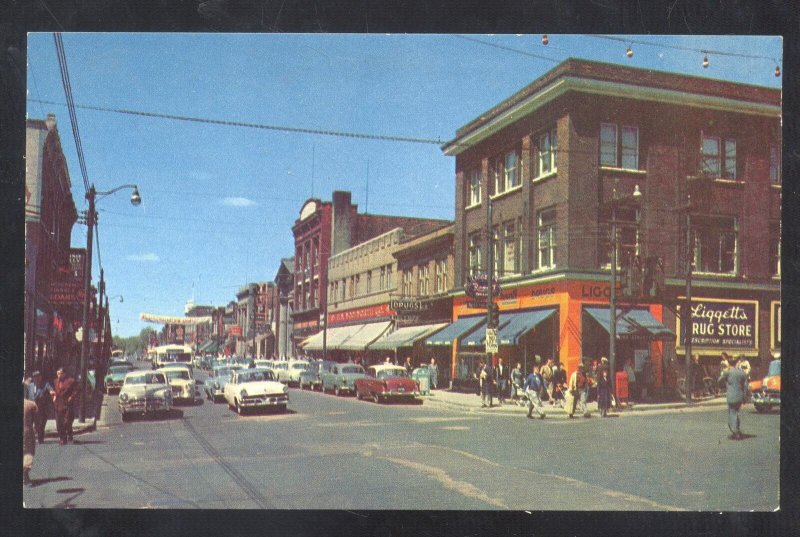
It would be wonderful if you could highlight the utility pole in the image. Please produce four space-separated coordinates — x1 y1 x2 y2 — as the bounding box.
684 195 693 404
609 196 618 399
485 196 494 366
78 186 96 423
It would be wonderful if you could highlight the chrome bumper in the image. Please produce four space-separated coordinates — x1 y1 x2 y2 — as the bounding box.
752 391 780 405
240 394 289 407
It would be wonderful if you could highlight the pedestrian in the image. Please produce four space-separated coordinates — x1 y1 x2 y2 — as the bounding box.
52 366 78 445
737 355 751 380
540 358 554 401
568 364 591 418
494 357 509 405
429 358 438 390
624 360 637 402
478 359 494 408
596 368 611 417
719 354 748 440
26 371 53 444
510 361 524 402
404 356 413 374
23 382 38 485
384 356 391 364
522 365 546 419
551 361 566 407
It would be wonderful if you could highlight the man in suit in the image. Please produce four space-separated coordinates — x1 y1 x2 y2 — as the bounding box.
479 360 495 408
52 367 78 445
494 358 509 405
719 355 748 440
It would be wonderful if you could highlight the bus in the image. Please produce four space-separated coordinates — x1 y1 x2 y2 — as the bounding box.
111 349 125 360
149 344 193 369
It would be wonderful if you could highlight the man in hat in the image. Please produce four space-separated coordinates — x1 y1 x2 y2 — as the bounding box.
25 371 53 444
51 366 78 445
719 354 748 440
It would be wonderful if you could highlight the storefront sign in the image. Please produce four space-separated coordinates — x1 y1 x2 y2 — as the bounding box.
328 303 391 325
293 319 319 331
140 312 212 325
49 281 85 305
389 299 428 312
676 299 758 352
771 301 781 351
228 325 242 336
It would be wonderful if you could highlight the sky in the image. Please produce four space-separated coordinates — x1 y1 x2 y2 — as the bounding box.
25 33 782 337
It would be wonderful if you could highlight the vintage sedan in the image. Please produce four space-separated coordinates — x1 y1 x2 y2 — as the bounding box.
319 363 367 396
118 371 173 421
299 362 322 391
279 360 310 386
104 363 136 394
204 364 243 402
157 366 203 404
270 361 289 382
750 358 781 413
355 365 419 403
223 368 289 415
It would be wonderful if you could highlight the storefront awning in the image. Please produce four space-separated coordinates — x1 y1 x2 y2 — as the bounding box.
497 308 557 345
338 321 392 351
584 307 675 340
302 324 364 351
368 323 449 351
197 341 213 352
425 316 485 346
204 342 219 354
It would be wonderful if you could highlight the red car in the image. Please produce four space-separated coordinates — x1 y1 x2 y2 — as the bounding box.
355 365 419 403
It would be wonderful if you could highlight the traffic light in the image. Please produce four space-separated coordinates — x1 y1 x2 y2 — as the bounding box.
489 302 500 328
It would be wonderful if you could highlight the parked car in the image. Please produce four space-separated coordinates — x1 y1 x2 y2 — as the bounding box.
270 361 289 382
749 358 780 413
157 366 203 405
104 363 136 394
223 367 288 415
204 364 243 402
110 359 136 370
279 360 310 386
319 362 367 396
355 365 419 403
118 371 173 421
299 363 321 391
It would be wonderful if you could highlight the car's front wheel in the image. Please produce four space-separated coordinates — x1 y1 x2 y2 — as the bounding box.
121 411 130 422
235 399 244 415
373 393 380 404
334 385 341 396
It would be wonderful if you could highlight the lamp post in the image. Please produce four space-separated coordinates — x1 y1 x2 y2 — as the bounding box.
608 183 642 400
78 183 141 422
682 195 693 404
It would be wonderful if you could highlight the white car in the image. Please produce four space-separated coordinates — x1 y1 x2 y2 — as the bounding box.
270 361 289 383
223 368 289 415
157 366 203 404
118 371 173 421
279 360 310 386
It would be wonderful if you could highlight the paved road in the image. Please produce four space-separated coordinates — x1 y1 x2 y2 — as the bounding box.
23 365 778 510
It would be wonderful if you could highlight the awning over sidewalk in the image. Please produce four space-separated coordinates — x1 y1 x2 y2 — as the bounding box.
368 323 449 351
338 321 392 351
584 307 675 340
497 308 557 345
425 316 485 346
302 324 364 351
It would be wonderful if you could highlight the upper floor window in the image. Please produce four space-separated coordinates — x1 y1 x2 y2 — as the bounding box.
468 233 483 276
770 145 781 184
402 270 413 297
691 215 738 275
599 207 640 269
386 265 393 290
468 169 482 206
503 221 519 276
340 280 346 301
701 135 736 179
366 270 372 293
417 264 430 296
492 227 501 276
600 123 639 169
435 259 448 293
379 267 386 290
537 208 557 270
538 127 557 177
492 150 520 195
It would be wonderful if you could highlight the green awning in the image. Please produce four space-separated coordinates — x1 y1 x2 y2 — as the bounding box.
425 316 485 346
368 323 449 351
496 308 556 345
584 307 674 341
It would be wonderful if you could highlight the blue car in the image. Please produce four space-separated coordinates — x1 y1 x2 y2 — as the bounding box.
204 364 243 402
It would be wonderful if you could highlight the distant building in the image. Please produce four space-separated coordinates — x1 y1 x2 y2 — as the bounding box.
273 257 295 358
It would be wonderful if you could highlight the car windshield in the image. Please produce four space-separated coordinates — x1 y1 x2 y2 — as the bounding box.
377 369 408 379
304 365 319 374
291 363 309 370
127 373 166 385
341 365 365 375
215 368 232 377
767 360 781 377
109 365 132 375
238 370 275 382
165 370 191 381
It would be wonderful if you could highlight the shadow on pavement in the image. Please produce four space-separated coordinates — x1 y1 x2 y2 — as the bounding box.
29 476 71 488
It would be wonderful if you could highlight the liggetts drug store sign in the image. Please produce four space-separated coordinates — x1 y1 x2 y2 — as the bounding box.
676 298 758 353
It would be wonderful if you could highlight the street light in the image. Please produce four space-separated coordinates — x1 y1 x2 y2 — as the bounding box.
609 183 642 402
78 183 141 422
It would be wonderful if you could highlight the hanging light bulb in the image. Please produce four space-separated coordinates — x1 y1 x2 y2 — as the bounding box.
542 34 549 46
702 54 709 68
775 65 781 77
626 46 633 58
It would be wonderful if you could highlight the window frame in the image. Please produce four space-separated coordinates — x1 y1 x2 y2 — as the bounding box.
468 233 483 276
537 208 557 270
701 134 737 179
691 215 739 275
537 127 558 178
600 123 639 170
467 169 482 206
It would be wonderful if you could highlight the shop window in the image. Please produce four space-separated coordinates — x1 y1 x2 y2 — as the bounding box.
537 127 557 177
770 145 781 185
701 135 737 179
600 123 639 169
468 232 483 276
537 208 557 270
599 207 640 269
467 169 482 206
691 215 738 274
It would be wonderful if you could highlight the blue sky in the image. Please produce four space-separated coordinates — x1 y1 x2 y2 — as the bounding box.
26 34 782 337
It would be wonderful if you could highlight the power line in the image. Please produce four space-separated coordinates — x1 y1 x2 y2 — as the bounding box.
27 98 445 146
584 35 781 62
452 35 562 63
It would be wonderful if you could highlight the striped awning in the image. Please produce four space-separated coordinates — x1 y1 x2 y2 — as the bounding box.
368 323 449 351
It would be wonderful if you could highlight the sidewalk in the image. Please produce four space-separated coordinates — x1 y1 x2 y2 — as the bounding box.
419 388 726 417
43 389 105 438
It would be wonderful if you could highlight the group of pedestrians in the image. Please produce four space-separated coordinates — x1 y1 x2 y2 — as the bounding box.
22 366 79 486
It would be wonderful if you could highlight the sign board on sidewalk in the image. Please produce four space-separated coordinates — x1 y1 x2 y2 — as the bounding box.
485 328 498 354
